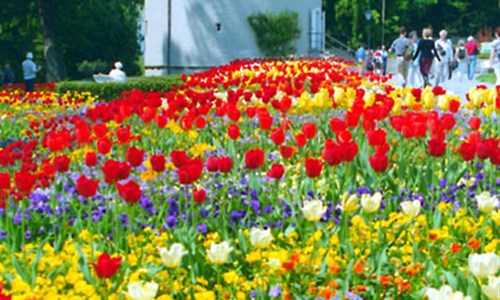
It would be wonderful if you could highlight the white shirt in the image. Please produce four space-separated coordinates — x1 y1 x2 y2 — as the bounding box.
436 39 453 62
109 69 126 82
22 59 37 80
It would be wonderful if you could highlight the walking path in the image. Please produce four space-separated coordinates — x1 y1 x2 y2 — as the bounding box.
386 58 494 102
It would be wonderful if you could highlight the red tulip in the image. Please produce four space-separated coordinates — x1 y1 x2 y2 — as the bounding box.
449 99 460 113
193 188 207 203
280 145 295 160
126 147 145 167
366 129 387 146
295 133 307 148
85 152 98 167
89 253 122 279
53 155 71 173
227 108 241 122
329 118 346 133
228 124 240 140
476 138 497 160
440 114 456 131
427 138 446 157
76 175 99 198
206 156 219 172
217 156 233 173
0 173 10 191
469 117 481 131
117 180 142 203
195 116 207 129
258 113 273 130
340 141 358 162
336 130 352 144
244 149 265 170
14 171 36 194
97 138 112 155
322 141 342 166
305 158 323 178
375 142 391 155
150 154 166 172
0 149 12 166
267 163 285 179
75 126 91 144
368 154 389 172
155 115 167 128
101 160 130 184
94 123 108 138
171 150 189 168
459 142 476 161
302 123 317 139
270 127 285 145
178 158 204 185
116 126 131 144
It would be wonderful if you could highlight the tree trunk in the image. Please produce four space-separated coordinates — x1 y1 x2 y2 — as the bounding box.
38 0 66 82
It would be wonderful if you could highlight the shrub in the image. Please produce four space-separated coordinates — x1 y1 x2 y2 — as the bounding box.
56 76 183 101
247 11 301 57
77 60 109 78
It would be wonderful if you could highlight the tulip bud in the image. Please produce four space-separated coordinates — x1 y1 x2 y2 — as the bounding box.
207 241 233 265
249 227 273 248
301 199 327 222
158 243 188 268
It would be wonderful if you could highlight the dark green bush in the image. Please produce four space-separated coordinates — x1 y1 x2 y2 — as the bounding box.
77 60 109 78
248 11 301 57
56 76 183 101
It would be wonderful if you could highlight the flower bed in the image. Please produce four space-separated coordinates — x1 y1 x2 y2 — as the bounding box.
0 58 499 299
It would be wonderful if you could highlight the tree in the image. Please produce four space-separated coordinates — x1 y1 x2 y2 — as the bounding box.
0 0 143 82
38 0 66 81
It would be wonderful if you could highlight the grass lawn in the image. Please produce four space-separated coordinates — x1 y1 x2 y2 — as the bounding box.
476 73 496 84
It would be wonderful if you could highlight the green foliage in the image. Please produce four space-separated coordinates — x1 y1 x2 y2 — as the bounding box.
247 11 301 57
0 0 143 82
324 0 500 49
56 75 182 101
476 73 496 84
77 60 109 78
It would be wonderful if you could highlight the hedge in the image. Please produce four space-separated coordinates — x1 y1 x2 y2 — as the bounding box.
56 75 183 101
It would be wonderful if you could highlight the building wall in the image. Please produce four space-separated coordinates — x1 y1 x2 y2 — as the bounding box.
144 0 322 75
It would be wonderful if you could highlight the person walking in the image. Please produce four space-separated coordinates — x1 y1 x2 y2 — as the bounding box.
491 28 500 86
435 30 453 86
407 31 423 87
2 64 14 85
22 52 41 92
464 36 480 80
381 45 388 75
355 44 367 75
454 40 468 82
389 26 412 87
413 28 441 87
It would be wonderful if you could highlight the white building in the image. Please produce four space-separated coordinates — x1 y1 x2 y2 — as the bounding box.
143 0 324 75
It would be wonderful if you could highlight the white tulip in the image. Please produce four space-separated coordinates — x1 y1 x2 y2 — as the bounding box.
401 200 421 218
482 276 500 300
127 281 158 300
207 241 233 265
301 199 327 222
469 253 500 279
158 243 188 268
426 285 471 300
249 227 273 248
361 192 382 214
476 192 498 213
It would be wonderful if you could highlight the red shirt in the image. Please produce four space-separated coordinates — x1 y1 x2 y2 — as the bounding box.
464 41 479 55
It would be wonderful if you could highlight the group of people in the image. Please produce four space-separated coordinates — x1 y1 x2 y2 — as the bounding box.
1 52 127 92
356 27 500 87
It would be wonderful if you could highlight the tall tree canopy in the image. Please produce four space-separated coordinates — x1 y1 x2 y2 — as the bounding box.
0 0 142 82
323 0 500 48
